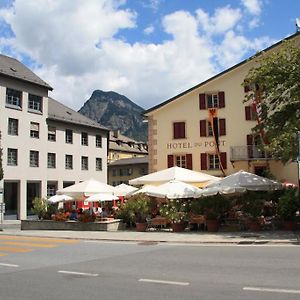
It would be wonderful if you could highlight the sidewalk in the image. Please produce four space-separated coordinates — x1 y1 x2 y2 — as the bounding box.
0 220 299 245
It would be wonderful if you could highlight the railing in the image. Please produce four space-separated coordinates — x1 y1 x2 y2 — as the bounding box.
230 146 270 161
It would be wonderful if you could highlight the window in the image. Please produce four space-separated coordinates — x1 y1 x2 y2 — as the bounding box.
47 153 56 168
173 122 186 139
6 88 22 108
207 94 219 108
96 135 102 148
65 155 73 169
81 132 88 146
140 167 147 175
127 168 133 176
30 122 39 138
207 121 213 137
47 183 57 197
245 106 257 121
199 92 225 109
65 129 73 144
96 158 102 171
28 94 42 112
8 118 18 135
119 169 124 176
175 155 186 168
208 154 219 170
30 150 39 167
81 156 88 170
48 126 56 141
7 148 18 166
112 169 116 176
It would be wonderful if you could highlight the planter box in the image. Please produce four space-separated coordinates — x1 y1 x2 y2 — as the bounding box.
21 219 125 231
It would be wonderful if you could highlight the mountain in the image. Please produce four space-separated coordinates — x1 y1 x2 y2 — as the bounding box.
78 90 148 142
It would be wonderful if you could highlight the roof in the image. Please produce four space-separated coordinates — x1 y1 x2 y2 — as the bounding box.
109 156 148 166
144 31 300 115
47 98 109 131
0 54 53 90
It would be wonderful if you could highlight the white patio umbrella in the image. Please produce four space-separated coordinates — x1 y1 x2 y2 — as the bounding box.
85 193 119 202
113 183 138 197
47 194 73 203
56 178 115 198
196 186 247 198
131 185 157 195
145 180 202 199
129 166 220 187
206 170 282 191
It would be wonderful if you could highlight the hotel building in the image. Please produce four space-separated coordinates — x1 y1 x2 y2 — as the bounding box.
0 54 109 219
144 32 300 185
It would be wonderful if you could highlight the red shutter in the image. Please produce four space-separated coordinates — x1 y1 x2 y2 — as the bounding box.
218 91 225 108
199 93 206 110
186 154 193 170
200 120 207 137
220 152 227 169
167 155 174 168
219 118 226 136
180 122 186 138
244 85 250 93
245 106 251 120
200 153 208 170
246 134 253 145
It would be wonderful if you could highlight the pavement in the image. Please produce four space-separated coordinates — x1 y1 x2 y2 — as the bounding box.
0 219 300 245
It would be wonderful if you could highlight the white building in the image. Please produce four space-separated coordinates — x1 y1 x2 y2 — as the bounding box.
0 54 109 219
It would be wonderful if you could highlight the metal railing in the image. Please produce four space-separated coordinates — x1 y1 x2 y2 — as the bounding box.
230 146 270 161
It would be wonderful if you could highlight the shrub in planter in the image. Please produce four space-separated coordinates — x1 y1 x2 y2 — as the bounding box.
277 189 300 230
52 212 69 221
31 197 48 220
78 211 96 222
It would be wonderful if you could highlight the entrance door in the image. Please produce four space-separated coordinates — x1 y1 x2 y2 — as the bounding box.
27 182 41 215
3 181 19 216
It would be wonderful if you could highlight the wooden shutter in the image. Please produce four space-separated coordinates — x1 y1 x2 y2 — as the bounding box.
180 122 186 138
199 93 206 110
218 91 225 108
244 85 250 93
245 106 251 120
200 120 207 137
167 155 174 168
200 153 208 170
246 134 254 159
220 152 227 169
173 122 185 139
219 118 226 136
186 154 193 170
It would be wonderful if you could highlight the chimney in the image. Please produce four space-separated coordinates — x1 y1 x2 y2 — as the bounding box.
113 130 119 138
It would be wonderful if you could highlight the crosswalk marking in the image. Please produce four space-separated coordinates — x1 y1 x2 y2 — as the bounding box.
0 235 78 244
0 253 7 257
1 241 57 248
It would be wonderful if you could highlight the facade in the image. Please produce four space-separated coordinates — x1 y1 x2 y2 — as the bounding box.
108 156 148 186
108 130 148 163
144 33 300 185
0 54 109 219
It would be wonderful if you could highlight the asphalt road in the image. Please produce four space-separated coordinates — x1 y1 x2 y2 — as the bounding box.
0 236 300 300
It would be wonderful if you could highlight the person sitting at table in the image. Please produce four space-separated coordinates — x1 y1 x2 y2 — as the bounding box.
69 209 78 221
100 207 108 219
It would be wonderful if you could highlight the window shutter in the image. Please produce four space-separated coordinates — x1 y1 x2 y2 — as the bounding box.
180 122 186 138
219 118 226 136
220 152 227 169
199 93 206 110
186 154 193 170
200 120 207 137
200 153 208 170
218 91 225 108
167 155 174 168
245 106 251 120
244 85 250 93
246 134 253 145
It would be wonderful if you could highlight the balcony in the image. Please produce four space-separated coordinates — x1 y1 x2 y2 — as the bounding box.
230 146 270 161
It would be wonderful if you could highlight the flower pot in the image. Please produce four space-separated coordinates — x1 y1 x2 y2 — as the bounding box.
248 220 261 231
136 222 147 232
283 220 297 231
206 219 219 232
171 223 185 232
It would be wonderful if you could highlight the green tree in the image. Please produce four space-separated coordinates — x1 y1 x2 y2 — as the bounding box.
243 39 300 163
0 131 3 181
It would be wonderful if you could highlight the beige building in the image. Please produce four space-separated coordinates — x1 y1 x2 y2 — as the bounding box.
144 32 299 185
0 54 109 219
108 130 148 163
108 156 148 186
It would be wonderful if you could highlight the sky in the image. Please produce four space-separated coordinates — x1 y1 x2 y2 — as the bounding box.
0 0 299 111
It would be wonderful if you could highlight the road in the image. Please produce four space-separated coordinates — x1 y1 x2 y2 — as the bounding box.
0 235 300 299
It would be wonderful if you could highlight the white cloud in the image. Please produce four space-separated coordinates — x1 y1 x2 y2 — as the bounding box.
0 0 272 110
241 0 262 16
144 25 154 35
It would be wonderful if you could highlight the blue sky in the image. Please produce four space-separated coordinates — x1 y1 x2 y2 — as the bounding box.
0 0 299 110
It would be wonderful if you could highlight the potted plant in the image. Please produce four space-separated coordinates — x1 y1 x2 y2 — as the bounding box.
277 188 300 230
198 195 229 232
31 197 48 220
159 199 189 232
126 194 151 231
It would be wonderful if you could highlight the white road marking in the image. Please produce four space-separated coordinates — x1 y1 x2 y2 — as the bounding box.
58 270 99 277
243 286 300 294
139 278 190 286
0 263 19 268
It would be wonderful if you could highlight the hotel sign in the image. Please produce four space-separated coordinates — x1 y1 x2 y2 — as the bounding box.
166 140 225 149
